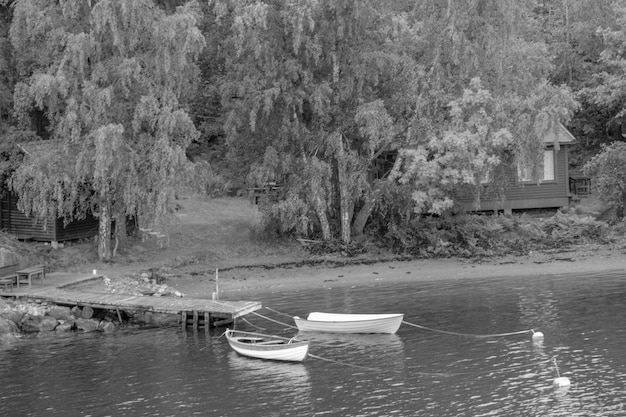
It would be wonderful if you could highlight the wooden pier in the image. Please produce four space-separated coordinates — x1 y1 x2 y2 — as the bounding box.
1 272 262 328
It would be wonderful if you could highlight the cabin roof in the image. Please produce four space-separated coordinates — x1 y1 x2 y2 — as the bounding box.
18 140 84 163
544 123 576 144
17 140 64 156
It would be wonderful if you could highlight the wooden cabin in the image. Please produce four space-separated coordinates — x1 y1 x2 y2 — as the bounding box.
0 140 99 245
459 123 578 214
1 192 98 244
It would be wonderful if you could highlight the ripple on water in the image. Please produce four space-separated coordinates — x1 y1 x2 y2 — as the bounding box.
0 272 625 416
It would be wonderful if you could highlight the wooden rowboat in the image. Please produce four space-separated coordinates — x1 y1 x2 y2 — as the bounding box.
293 312 404 334
224 329 310 362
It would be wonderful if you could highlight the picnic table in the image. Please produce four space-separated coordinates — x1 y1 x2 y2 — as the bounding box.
0 276 14 292
16 264 46 289
0 264 20 292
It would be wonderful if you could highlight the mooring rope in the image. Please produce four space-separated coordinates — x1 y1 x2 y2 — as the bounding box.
420 356 556 377
241 316 267 331
401 320 533 338
215 302 535 340
306 354 555 376
250 310 298 330
307 353 387 372
259 307 536 339
213 305 556 378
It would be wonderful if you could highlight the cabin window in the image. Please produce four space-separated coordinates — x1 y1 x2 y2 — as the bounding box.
480 170 491 184
517 150 555 182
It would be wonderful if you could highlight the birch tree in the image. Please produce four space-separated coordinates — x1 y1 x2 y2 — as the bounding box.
213 0 420 244
9 0 205 260
394 0 578 214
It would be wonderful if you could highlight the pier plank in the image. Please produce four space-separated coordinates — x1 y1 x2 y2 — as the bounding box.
1 272 262 326
13 288 261 319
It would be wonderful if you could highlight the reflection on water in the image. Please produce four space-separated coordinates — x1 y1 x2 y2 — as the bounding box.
1 271 625 416
227 353 312 415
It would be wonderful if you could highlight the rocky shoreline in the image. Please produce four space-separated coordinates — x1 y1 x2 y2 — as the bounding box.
0 298 118 341
0 272 186 343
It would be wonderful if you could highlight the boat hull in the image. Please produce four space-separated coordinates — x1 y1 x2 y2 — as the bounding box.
293 312 404 334
224 330 309 362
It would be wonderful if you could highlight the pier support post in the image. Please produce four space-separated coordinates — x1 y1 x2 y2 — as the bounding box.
192 310 199 328
116 308 123 325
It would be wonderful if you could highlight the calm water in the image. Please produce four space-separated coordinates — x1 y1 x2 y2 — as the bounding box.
1 270 625 416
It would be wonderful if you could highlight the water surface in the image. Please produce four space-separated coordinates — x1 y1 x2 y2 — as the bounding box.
1 271 625 416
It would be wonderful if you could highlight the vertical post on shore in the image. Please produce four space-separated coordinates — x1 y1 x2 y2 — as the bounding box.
215 268 219 300
193 310 199 329
181 311 187 329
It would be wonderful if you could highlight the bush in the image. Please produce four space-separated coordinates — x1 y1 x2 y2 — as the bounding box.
371 209 613 259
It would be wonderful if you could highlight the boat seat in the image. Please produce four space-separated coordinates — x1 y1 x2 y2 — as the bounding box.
236 337 264 343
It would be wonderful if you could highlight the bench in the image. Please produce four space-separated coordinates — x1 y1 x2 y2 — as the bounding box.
16 264 46 289
0 264 20 292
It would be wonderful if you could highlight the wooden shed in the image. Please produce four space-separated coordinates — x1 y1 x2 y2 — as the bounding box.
0 140 99 244
0 191 98 243
459 123 578 214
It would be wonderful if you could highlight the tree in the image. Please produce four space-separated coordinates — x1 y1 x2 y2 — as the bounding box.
212 0 424 244
388 1 578 215
584 141 626 218
582 3 626 135
9 0 205 260
533 0 621 165
210 1 579 244
0 0 16 126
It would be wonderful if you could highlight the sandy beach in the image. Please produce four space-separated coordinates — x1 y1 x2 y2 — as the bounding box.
165 245 626 299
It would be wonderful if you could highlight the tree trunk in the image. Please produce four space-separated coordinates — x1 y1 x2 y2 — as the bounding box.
98 203 111 261
563 0 573 85
331 37 351 244
314 194 332 240
334 133 352 245
113 211 128 258
352 188 381 237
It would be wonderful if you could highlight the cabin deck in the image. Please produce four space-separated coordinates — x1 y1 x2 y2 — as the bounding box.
0 272 261 327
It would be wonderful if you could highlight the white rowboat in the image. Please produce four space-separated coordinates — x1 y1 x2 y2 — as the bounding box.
224 329 309 362
293 312 404 334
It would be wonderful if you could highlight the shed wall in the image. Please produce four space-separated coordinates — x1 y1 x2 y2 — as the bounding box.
460 146 571 212
0 193 98 242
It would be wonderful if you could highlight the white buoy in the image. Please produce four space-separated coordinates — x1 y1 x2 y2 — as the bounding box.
531 330 544 341
552 357 570 390
553 376 571 389
92 269 98 275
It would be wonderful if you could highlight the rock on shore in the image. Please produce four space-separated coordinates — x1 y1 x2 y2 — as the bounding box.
0 298 121 341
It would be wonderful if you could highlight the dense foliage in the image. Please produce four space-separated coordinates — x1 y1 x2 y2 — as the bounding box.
5 0 204 260
1 0 626 259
